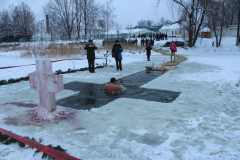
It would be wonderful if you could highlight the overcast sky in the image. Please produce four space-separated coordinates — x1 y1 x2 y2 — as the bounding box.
0 0 176 28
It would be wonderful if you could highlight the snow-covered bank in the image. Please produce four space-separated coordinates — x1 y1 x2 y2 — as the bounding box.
155 37 240 85
0 37 240 160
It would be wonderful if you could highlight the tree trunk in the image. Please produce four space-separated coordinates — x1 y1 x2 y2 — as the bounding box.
214 29 219 47
192 10 206 46
76 21 81 40
68 32 71 40
188 15 193 47
219 21 224 47
188 6 194 47
236 1 240 46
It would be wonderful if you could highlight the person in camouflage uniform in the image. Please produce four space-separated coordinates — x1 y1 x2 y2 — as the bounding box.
84 39 97 73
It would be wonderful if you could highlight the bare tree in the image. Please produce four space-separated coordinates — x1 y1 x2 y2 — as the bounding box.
98 19 106 31
126 23 133 38
82 0 95 37
0 10 12 42
11 2 36 41
137 19 147 27
146 20 154 27
81 0 102 38
226 1 238 26
101 0 115 38
44 0 77 39
35 20 45 39
8 5 21 42
75 0 84 39
43 0 104 40
114 22 122 39
207 0 229 47
88 3 101 38
236 0 240 45
157 0 211 47
157 17 173 25
137 19 155 27
229 0 240 45
0 12 4 42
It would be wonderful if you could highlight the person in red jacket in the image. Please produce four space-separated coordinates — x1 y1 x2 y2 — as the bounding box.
170 41 177 62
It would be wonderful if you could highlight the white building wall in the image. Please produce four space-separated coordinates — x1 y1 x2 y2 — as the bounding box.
211 27 239 37
159 25 188 38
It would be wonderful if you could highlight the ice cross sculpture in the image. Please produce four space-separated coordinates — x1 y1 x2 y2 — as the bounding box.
29 60 64 112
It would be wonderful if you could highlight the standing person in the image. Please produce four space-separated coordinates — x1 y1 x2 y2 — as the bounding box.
146 42 152 61
170 41 177 62
84 39 97 73
112 40 123 70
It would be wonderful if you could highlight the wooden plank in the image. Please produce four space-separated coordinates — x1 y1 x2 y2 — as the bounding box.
153 65 177 71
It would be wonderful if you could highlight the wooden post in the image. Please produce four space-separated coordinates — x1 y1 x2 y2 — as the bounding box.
162 60 165 74
152 63 154 72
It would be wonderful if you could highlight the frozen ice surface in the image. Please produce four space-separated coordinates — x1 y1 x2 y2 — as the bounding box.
1 38 240 159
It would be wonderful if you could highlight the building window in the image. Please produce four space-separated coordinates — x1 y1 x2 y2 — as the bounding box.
172 31 174 35
175 31 177 34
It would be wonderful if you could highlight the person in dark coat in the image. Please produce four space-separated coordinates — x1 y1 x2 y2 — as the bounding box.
146 42 152 61
150 39 154 46
112 40 123 70
84 39 97 73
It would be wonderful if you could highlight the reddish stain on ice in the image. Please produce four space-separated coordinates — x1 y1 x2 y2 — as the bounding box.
4 117 21 126
4 102 38 108
3 107 78 126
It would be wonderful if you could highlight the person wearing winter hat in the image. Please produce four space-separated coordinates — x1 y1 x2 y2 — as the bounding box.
112 40 123 70
146 42 152 61
84 39 97 73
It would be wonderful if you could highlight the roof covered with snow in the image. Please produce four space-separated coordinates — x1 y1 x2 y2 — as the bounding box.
200 27 211 32
159 23 182 31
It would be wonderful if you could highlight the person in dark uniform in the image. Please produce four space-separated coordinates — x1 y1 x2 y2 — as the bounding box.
84 39 97 73
146 42 152 61
112 40 123 70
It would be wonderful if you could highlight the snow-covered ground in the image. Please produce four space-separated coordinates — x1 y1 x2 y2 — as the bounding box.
0 37 240 160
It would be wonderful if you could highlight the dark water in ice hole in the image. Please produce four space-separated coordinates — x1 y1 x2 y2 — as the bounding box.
57 70 181 110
